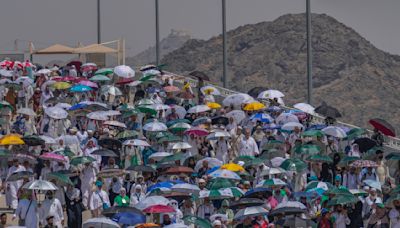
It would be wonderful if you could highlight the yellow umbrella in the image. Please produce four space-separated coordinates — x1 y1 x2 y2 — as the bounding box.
206 102 221 109
52 82 71 90
0 134 24 145
243 102 265 111
221 163 245 172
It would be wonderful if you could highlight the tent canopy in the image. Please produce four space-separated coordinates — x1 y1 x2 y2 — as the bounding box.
34 44 75 54
73 44 118 54
34 43 118 55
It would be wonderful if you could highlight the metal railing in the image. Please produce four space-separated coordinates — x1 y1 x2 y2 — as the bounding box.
169 72 400 151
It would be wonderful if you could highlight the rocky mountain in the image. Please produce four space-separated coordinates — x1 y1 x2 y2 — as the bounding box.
126 29 191 67
161 13 400 132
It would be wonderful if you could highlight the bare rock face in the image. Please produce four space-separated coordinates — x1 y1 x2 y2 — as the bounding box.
126 29 191 67
161 13 400 131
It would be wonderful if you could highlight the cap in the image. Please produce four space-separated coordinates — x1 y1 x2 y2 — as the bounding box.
335 175 341 181
135 184 142 190
95 180 103 187
363 186 370 191
212 220 222 226
321 208 330 216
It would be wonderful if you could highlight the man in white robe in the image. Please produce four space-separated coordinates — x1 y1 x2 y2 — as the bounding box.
238 129 259 157
6 160 26 209
39 191 64 228
80 163 97 208
90 181 110 217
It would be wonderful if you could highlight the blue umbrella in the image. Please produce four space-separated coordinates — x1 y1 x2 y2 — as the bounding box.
112 212 145 225
70 84 93 92
147 181 174 193
243 188 272 198
306 124 327 131
250 113 272 123
206 166 220 175
68 103 87 111
192 117 211 126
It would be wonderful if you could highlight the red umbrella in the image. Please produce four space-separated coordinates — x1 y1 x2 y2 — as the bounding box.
165 166 194 174
60 76 79 82
163 86 180 93
39 152 67 163
116 78 134 85
350 160 378 168
369 118 396 137
184 127 209 136
143 205 175 214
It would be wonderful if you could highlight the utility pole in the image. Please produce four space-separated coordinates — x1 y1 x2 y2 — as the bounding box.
97 0 101 44
222 0 228 88
155 0 160 65
306 0 313 104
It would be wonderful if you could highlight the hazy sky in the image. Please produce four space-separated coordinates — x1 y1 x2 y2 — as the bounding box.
1 0 399 63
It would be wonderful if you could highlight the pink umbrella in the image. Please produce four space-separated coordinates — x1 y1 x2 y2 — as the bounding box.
39 152 67 163
79 80 98 88
184 127 209 136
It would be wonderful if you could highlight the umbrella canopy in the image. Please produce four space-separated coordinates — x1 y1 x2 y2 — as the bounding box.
306 154 333 163
98 169 126 178
305 181 334 191
83 217 120 228
7 171 34 182
171 142 192 150
114 65 135 78
363 179 382 191
257 89 285 99
243 102 266 111
222 93 254 107
52 81 71 90
143 205 175 213
229 198 265 210
103 206 144 218
90 74 111 82
221 163 245 172
184 127 209 137
134 196 170 210
275 113 299 125
322 126 347 138
302 130 325 138
206 130 231 140
126 165 156 173
70 156 97 166
45 107 68 119
280 158 307 172
293 144 321 155
187 105 211 114
247 86 268 98
143 120 168 132
369 118 396 137
171 183 200 194
259 178 287 187
225 110 246 123
91 149 118 157
269 201 307 216
0 134 24 145
259 167 286 176
353 137 378 153
315 102 342 118
17 107 36 116
101 85 122 96
22 135 45 146
195 158 223 172
250 113 273 123
39 152 67 163
201 85 220 95
70 84 93 92
95 68 114 76
200 187 244 199
123 139 150 147
293 103 315 114
206 102 222 109
112 212 146 226
344 128 366 140
234 206 269 220
209 169 241 180
182 215 212 228
169 122 192 132
281 122 304 131
148 152 172 162
23 179 58 191
163 85 180 93
46 172 73 185
165 166 194 174
327 195 359 206
104 120 127 128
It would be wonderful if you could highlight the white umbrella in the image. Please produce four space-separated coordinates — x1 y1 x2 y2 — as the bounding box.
172 142 192 150
87 111 109 121
257 89 285 99
23 179 58 191
206 130 231 140
101 85 122 96
114 65 135 78
271 157 286 167
281 122 304 131
82 62 97 67
225 110 246 123
148 152 172 161
40 80 56 91
45 107 68 119
322 126 347 138
222 93 254 107
134 196 170 210
293 103 315 115
83 217 120 228
200 85 221 95
0 79 12 84
104 120 127 128
194 157 223 172
143 120 167 132
102 110 121 116
35 69 51 75
187 105 211 114
17 108 36 116
39 135 57 144
54 103 72 110
0 69 13 77
150 103 170 111
260 167 286 176
165 105 186 119
15 76 34 86
275 113 299 125
123 139 150 147
234 206 269 220
171 183 201 194
163 224 189 228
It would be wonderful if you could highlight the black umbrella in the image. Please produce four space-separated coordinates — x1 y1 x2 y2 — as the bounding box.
229 198 265 210
102 206 144 218
7 171 34 181
315 101 342 118
189 71 210 81
91 149 118 157
354 137 378 153
247 87 268 99
22 135 45 146
98 138 122 152
126 165 156 173
211 116 229 126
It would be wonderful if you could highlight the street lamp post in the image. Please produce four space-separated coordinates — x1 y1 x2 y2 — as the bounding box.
155 0 160 65
97 0 101 44
306 0 313 104
222 0 228 88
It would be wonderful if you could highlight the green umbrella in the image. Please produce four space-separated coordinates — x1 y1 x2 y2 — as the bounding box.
201 187 244 199
262 140 284 150
244 157 265 167
183 215 212 228
157 135 181 143
260 148 285 160
306 154 333 163
327 195 359 206
139 74 156 82
302 130 325 138
385 193 400 206
261 178 287 187
280 158 307 172
54 147 75 158
70 156 96 166
338 156 361 166
0 101 13 111
121 109 139 118
89 74 111 82
324 186 353 196
116 130 139 140
294 144 321 155
385 152 400 160
305 181 334 191
47 172 73 185
207 178 236 190
4 83 22 90
166 119 191 128
169 122 191 133
234 155 255 163
136 106 157 116
159 152 185 163
344 128 366 140
0 149 10 157
94 68 114 76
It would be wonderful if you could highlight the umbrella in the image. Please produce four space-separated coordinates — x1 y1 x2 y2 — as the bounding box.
83 217 120 228
136 106 157 116
322 126 347 138
275 113 299 125
257 89 285 99
350 159 378 168
293 103 315 114
104 120 127 128
116 130 139 140
305 181 334 191
259 178 287 187
247 86 268 98
171 183 200 194
90 74 111 82
114 65 135 78
39 152 67 163
143 120 167 132
91 149 118 157
211 116 229 125
243 102 265 111
221 163 245 172
7 171 34 182
206 102 221 109
327 195 359 206
302 130 324 138
23 179 58 191
280 158 307 172
200 187 244 199
184 127 209 136
123 139 150 147
182 215 212 228
344 128 366 140
269 201 307 216
87 111 109 121
0 69 13 77
187 105 211 114
363 179 382 191
281 122 304 131
165 166 194 174
171 142 192 150
98 138 122 151
207 178 235 190
369 118 395 137
148 152 172 162
143 205 175 214
306 154 333 163
101 85 122 96
103 206 144 218
206 130 231 140
209 169 241 180
222 93 254 107
98 169 126 178
259 167 286 176
112 212 146 226
160 152 185 163
315 102 342 118
70 84 93 92
234 206 269 220
17 108 36 116
95 68 114 76
0 101 13 110
165 105 187 119
0 134 24 145
52 81 71 90
134 196 170 210
192 117 211 126
46 172 73 185
229 198 265 210
126 165 156 173
147 182 174 193
200 85 220 95
163 85 180 93
195 158 223 172
45 107 68 119
164 224 189 228
70 156 96 166
22 135 45 146
189 71 210 81
250 113 273 123
169 122 192 132
353 137 378 153
225 110 246 123
150 104 171 111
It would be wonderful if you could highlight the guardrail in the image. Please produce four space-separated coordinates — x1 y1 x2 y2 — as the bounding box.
168 71 400 151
